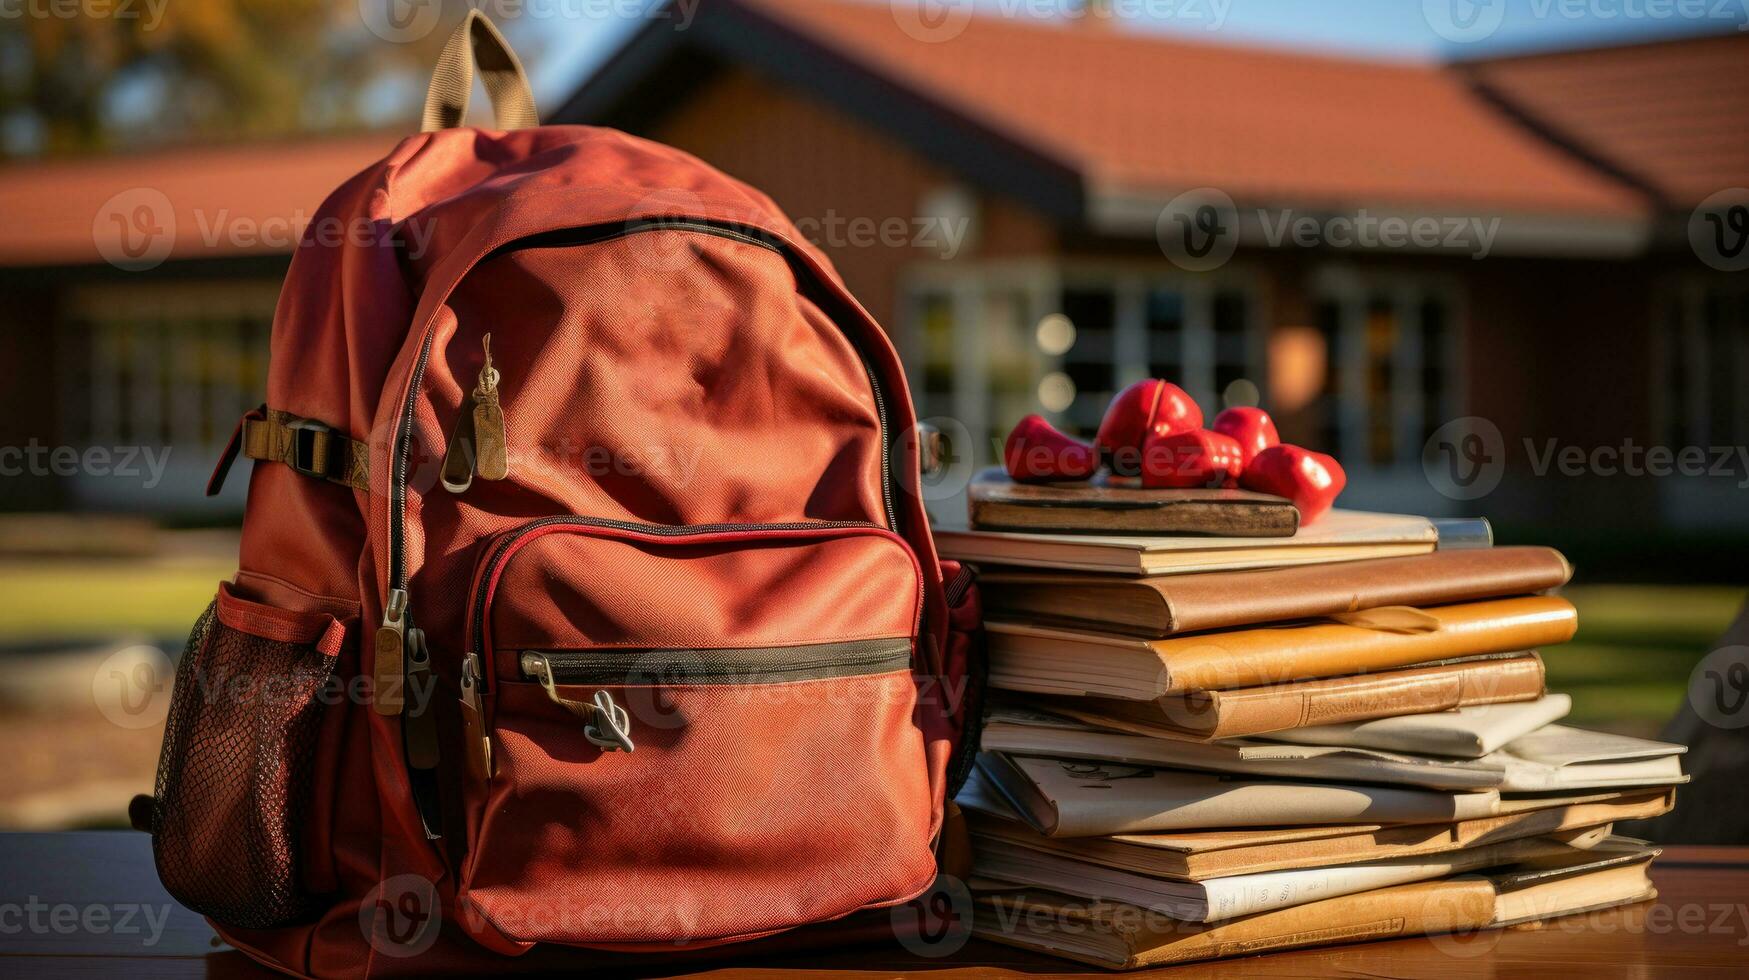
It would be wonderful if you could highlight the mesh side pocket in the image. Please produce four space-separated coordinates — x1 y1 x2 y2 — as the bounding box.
150 584 345 929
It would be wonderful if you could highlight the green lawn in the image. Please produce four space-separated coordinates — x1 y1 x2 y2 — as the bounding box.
1549 584 1745 736
0 559 231 644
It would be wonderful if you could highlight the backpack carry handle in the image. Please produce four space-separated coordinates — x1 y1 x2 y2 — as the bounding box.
421 10 540 133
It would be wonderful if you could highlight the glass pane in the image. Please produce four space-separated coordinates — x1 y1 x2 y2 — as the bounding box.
1146 288 1184 380
1664 295 1688 445
983 290 1038 449
1314 298 1342 455
1364 296 1398 466
1419 295 1448 445
916 292 955 422
1059 288 1117 437
1213 289 1250 397
1705 289 1734 446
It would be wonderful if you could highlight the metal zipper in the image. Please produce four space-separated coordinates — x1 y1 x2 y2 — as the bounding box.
519 638 914 686
390 218 898 595
467 515 920 670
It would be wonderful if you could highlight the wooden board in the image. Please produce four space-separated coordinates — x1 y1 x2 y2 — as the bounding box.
968 468 1298 537
4 832 1745 978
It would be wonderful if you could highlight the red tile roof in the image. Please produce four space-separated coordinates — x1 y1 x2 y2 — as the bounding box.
738 0 1649 218
1462 32 1749 207
0 134 399 267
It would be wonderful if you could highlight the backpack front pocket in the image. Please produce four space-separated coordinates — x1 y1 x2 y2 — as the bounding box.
456 519 936 951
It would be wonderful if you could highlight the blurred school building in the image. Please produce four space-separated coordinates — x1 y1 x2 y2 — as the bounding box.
0 0 1744 530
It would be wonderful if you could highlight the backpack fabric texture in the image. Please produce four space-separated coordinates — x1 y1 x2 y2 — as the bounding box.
143 122 984 977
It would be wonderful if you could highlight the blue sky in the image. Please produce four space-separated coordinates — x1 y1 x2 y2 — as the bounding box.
527 0 1749 102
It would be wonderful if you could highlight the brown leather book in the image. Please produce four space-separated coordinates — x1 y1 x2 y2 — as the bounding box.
966 467 1299 536
971 840 1658 969
989 595 1576 697
980 546 1574 637
1034 653 1547 740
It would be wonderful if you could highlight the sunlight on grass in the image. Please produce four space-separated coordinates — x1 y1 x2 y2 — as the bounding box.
1553 585 1745 734
0 560 231 644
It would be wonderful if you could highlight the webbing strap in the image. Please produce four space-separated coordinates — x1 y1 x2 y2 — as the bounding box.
207 406 369 496
243 410 370 492
420 10 539 133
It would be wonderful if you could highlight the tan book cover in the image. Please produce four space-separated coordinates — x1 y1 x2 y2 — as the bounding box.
980 546 1574 637
988 595 1577 697
971 840 1658 969
1033 653 1548 740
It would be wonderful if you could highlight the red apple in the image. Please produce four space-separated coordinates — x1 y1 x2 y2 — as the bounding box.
1140 429 1245 489
1004 414 1099 483
1096 379 1203 476
1211 406 1280 469
1240 444 1346 523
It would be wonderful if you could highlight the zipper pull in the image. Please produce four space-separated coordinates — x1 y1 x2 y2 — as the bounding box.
372 589 408 715
440 334 510 493
521 653 634 753
460 651 493 783
472 334 510 482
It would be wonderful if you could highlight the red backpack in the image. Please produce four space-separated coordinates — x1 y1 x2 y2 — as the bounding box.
138 14 983 976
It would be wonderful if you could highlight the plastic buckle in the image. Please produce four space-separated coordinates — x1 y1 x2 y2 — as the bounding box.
286 418 335 480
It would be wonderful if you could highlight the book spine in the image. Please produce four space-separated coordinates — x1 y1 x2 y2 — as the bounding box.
1131 879 1498 968
1197 656 1547 739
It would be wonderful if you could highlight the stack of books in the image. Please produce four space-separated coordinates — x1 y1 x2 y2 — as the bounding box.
938 502 1686 970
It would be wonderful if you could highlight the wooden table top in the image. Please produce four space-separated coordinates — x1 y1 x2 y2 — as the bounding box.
3 833 1746 977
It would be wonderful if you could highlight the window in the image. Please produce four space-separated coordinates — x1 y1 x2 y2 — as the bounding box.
1661 282 1749 448
902 268 1263 472
60 283 275 460
1309 277 1459 468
